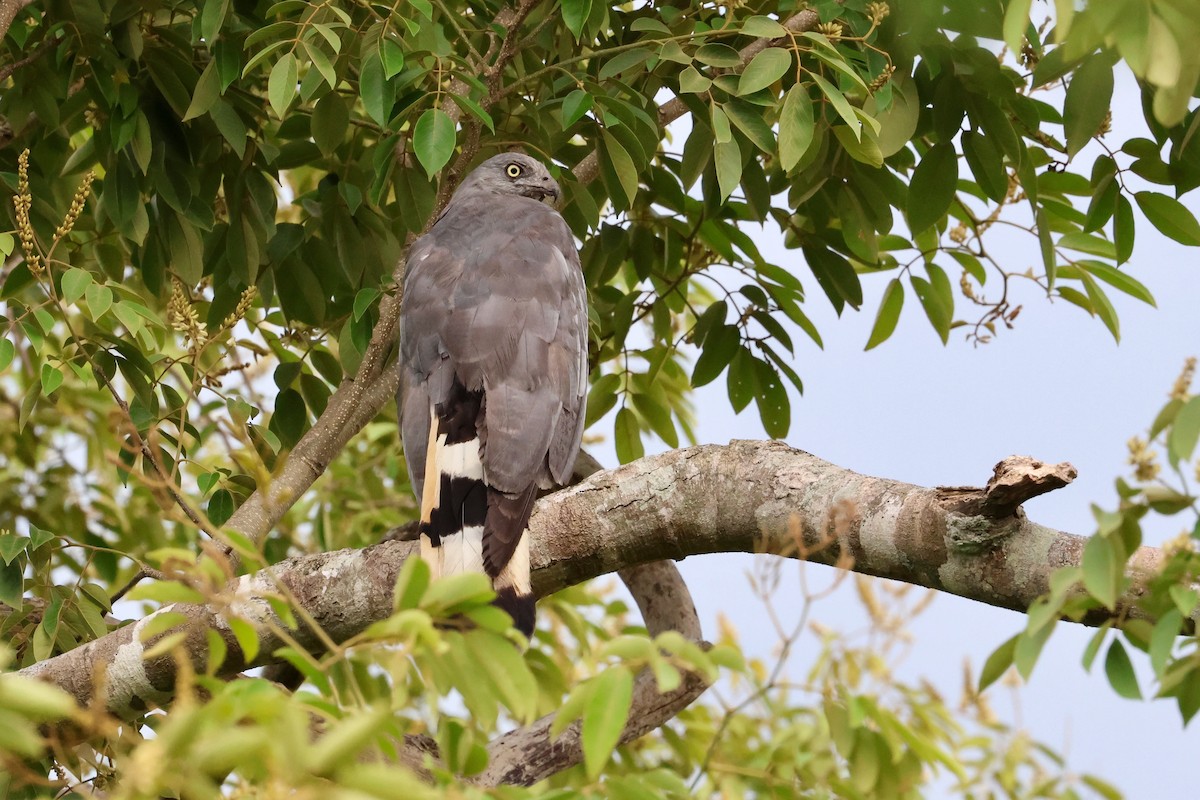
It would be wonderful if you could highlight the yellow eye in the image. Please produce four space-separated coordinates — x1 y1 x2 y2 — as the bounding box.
505 163 523 178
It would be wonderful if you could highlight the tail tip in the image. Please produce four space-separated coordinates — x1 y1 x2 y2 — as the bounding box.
495 587 536 638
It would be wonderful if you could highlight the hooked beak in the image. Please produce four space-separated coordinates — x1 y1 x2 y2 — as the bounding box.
523 185 560 205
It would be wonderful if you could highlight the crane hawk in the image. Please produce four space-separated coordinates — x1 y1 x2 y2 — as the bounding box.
398 153 588 637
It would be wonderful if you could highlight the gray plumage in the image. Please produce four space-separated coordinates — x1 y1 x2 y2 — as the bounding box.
398 153 588 636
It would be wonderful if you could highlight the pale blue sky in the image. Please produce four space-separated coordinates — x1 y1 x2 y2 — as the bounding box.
590 68 1200 795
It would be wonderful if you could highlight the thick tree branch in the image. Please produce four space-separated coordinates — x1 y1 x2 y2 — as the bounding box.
0 0 33 45
22 441 1167 720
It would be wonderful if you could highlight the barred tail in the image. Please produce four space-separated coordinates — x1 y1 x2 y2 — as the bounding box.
420 396 537 638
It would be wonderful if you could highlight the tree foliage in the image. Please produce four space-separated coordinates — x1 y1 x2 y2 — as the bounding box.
1 0 1200 796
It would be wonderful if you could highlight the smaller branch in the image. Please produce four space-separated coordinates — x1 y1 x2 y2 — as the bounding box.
0 32 53 84
619 560 702 641
477 668 708 787
480 546 709 785
108 567 166 604
939 456 1077 518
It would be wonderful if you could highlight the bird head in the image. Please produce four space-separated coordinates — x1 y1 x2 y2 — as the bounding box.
457 153 563 206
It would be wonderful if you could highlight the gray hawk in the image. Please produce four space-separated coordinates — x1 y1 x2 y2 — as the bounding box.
398 153 588 637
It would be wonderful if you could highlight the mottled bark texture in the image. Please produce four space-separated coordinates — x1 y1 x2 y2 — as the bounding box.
24 439 1165 721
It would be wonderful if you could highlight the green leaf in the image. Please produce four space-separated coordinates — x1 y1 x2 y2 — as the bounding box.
561 89 593 126
229 616 260 664
585 373 621 428
0 560 22 608
0 675 77 721
614 407 643 464
183 61 222 122
582 666 633 779
1014 620 1054 679
359 55 391 126
61 268 92 305
208 488 235 526
961 130 1007 203
1078 269 1120 341
380 37 405 78
209 99 247 158
413 108 456 178
422 572 494 614
352 287 380 321
812 72 860 139
0 340 14 374
465 631 538 721
710 105 731 144
737 48 791 96
1081 623 1110 672
630 17 671 35
694 44 740 67
40 364 63 396
85 283 113 320
865 278 904 350
1114 194 1135 263
1063 53 1114 157
778 85 814 171
910 274 951 344
1002 0 1033 55
601 131 639 208
678 66 711 94
630 392 678 448
907 144 958 234
1076 260 1154 306
27 524 53 550
742 15 787 38
1168 396 1200 465
393 556 431 611
1135 190 1200 245
1170 584 1199 615
1104 639 1142 699
1037 208 1056 288
1150 608 1182 676
693 324 739 387
1081 533 1120 609
268 51 298 118
752 359 790 438
200 0 230 43
311 90 349 155
599 48 654 81
128 581 205 605
0 533 26 565
723 100 775 153
1058 232 1116 259
978 634 1018 691
561 0 591 40
805 246 863 312
714 137 742 200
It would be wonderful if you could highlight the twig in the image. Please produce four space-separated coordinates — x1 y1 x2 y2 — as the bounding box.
0 32 53 83
109 567 167 604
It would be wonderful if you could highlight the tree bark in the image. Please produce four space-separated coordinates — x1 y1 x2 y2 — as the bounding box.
21 440 1166 720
